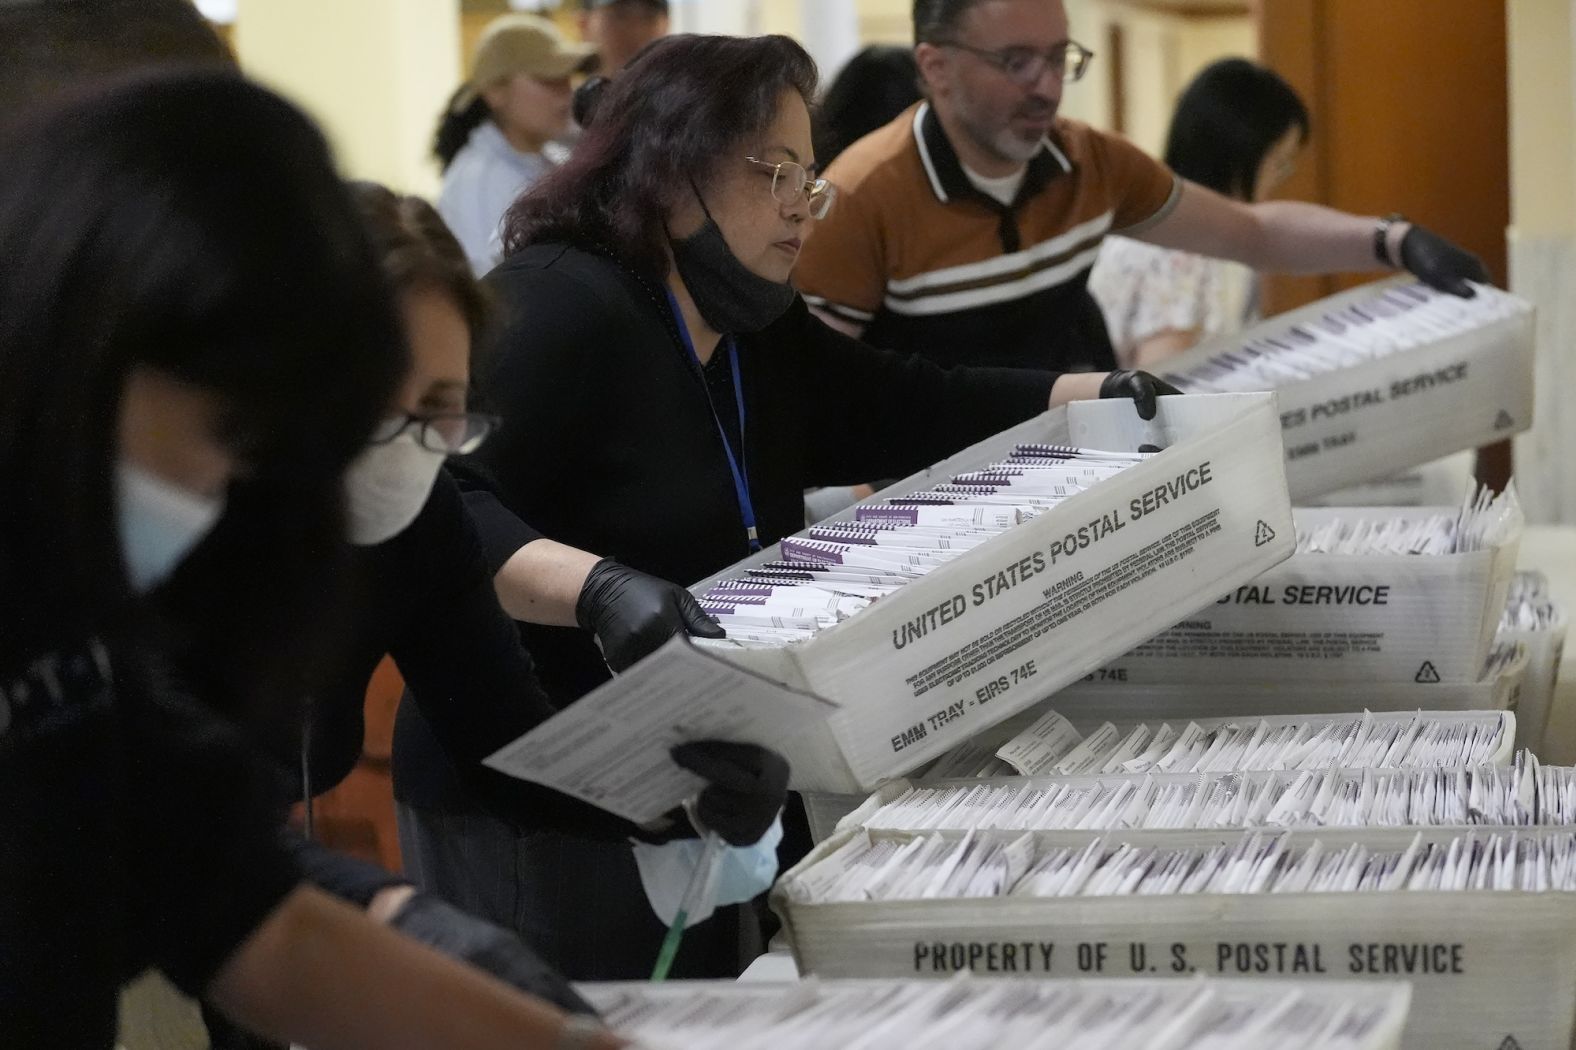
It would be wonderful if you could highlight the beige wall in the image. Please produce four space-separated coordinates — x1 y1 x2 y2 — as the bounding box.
1507 0 1576 524
234 0 461 197
1063 0 1254 151
1508 0 1575 237
223 0 1250 196
826 0 1256 148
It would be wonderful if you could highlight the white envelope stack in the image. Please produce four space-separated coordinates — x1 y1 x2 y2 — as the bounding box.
968 709 1513 781
1158 278 1534 499
772 825 1576 1050
581 976 1411 1050
687 394 1296 793
1497 570 1569 753
849 750 1559 835
801 707 1518 843
1086 490 1523 687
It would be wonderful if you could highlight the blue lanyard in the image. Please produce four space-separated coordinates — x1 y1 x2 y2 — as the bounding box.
666 291 760 552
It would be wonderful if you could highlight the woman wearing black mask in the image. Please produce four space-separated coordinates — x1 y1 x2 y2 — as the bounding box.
393 32 1176 981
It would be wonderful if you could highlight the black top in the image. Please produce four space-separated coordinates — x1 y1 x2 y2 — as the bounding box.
0 640 300 1048
398 243 1055 734
862 270 1117 373
311 469 642 838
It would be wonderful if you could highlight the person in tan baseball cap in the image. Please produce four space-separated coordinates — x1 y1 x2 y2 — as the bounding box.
435 14 596 274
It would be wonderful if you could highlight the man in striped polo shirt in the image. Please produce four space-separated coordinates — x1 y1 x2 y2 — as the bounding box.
796 0 1488 373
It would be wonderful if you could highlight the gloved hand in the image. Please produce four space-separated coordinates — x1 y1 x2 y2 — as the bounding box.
1399 224 1491 298
1099 369 1183 421
670 740 790 847
576 557 725 672
388 892 597 1016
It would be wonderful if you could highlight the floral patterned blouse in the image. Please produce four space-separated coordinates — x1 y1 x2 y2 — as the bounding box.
1088 234 1260 368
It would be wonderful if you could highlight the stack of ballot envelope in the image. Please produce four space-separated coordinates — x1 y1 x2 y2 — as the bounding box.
1496 570 1569 752
1157 278 1534 498
772 824 1576 1049
1087 488 1522 687
698 446 1153 646
684 394 1298 792
853 750 1559 835
582 976 1412 1050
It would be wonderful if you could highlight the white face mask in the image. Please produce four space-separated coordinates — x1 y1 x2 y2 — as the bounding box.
116 461 227 593
343 429 447 546
632 815 784 929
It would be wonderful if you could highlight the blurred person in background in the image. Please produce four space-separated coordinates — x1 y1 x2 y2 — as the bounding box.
1088 58 1310 367
436 14 596 275
813 45 922 170
803 46 924 520
796 0 1490 374
578 0 670 76
0 0 231 117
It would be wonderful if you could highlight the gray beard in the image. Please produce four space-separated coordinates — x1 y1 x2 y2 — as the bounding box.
953 96 1046 166
990 126 1044 163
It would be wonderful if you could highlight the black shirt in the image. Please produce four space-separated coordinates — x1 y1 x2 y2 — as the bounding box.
314 469 640 838
419 241 1057 713
0 640 300 1048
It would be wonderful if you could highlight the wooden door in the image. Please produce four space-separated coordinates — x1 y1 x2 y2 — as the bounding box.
1257 0 1509 310
1257 0 1511 485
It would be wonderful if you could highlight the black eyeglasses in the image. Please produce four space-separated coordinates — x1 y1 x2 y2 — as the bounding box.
369 412 500 455
936 39 1095 86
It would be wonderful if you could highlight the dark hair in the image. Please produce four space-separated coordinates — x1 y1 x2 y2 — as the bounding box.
0 72 405 709
503 33 818 277
0 0 232 122
1164 58 1310 201
913 0 986 45
433 89 491 171
350 181 492 347
815 46 921 168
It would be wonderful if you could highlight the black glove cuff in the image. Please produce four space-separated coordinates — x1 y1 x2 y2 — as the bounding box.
1098 370 1136 400
1375 212 1405 267
573 557 619 632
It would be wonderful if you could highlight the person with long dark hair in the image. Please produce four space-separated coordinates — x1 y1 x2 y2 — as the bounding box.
0 71 623 1050
1089 58 1311 366
435 14 595 275
392 31 1176 982
814 45 923 169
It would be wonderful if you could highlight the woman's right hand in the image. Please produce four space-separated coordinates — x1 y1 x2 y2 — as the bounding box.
671 740 790 846
576 558 726 672
1098 369 1183 420
1049 370 1182 420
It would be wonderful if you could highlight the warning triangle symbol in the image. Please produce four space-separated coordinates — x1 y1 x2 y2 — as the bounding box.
1498 1036 1524 1050
1254 520 1277 547
1415 661 1441 684
1495 410 1515 431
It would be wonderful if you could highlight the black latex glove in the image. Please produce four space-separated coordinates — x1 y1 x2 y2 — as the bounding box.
389 892 597 1015
576 557 725 672
1098 369 1183 421
670 740 790 847
1399 224 1491 298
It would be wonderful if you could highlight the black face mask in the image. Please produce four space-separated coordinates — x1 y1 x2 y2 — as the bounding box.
669 189 795 335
